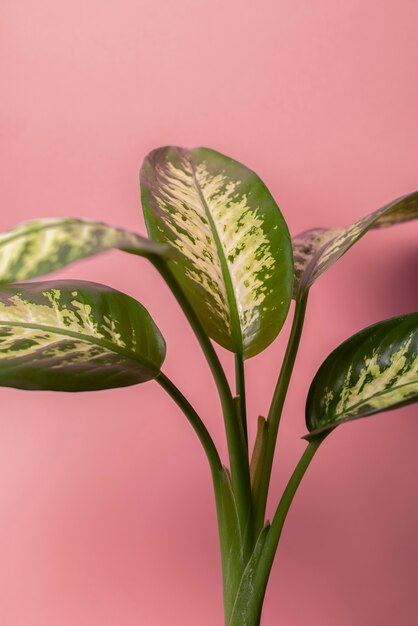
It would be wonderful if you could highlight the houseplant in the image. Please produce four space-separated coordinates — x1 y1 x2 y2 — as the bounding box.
0 146 416 625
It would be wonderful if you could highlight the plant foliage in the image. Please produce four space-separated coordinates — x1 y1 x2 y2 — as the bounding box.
0 146 416 626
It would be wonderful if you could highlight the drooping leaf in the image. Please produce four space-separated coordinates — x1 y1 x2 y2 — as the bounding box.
293 191 418 299
0 280 166 391
0 218 168 283
305 313 418 437
140 146 293 359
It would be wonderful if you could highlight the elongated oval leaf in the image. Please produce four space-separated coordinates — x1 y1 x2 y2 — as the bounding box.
305 313 418 437
0 280 166 391
293 191 418 299
140 146 293 358
0 218 168 283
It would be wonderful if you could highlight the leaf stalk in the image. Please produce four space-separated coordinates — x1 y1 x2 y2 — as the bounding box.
253 291 309 533
152 258 253 554
229 433 326 626
234 353 248 447
156 371 222 477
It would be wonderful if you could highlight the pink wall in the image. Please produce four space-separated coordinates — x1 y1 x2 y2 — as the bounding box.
0 1 417 624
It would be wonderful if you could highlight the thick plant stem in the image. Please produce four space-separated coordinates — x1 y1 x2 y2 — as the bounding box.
253 291 309 534
152 258 253 553
234 353 248 447
156 372 222 477
229 435 326 626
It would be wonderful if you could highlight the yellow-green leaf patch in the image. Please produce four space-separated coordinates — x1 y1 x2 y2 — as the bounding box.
141 146 293 358
0 281 166 391
0 218 167 283
305 313 418 437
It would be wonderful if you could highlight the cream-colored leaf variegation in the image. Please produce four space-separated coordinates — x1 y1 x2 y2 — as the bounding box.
306 313 418 436
0 218 167 283
0 281 166 391
141 147 293 358
293 191 418 299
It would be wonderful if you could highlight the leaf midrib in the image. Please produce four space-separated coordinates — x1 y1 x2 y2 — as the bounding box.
0 319 159 374
188 155 243 354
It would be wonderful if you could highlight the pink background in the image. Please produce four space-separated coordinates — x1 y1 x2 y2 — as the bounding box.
0 1 417 624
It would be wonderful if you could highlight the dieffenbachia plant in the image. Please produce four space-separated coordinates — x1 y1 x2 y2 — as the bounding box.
1 146 417 625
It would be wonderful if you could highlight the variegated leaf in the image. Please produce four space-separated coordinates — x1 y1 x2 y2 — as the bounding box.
140 146 293 358
0 218 168 283
0 281 166 391
305 313 418 437
293 191 418 299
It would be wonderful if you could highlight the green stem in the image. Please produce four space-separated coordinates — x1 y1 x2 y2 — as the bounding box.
156 370 243 620
152 258 253 551
254 437 325 604
234 354 248 447
156 371 222 477
229 434 326 626
253 291 309 534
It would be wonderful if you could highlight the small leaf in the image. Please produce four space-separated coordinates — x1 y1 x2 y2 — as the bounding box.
293 191 418 299
305 313 418 437
0 218 168 283
0 280 166 391
140 146 293 358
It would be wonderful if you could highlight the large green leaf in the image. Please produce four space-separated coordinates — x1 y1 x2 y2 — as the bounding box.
293 191 418 299
140 146 293 358
0 218 167 283
0 281 166 391
305 313 418 437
